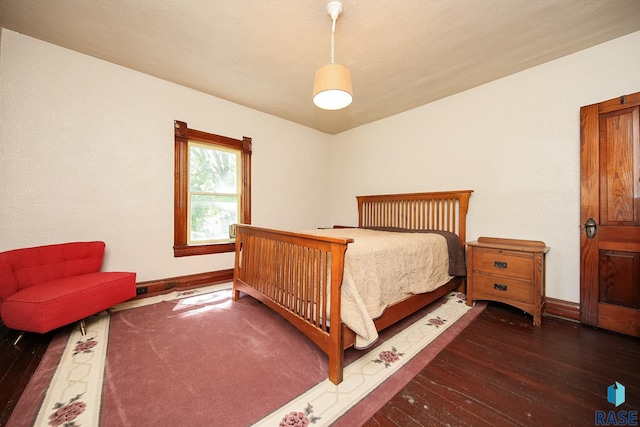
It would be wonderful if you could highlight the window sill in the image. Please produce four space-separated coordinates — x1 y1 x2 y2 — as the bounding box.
173 242 235 257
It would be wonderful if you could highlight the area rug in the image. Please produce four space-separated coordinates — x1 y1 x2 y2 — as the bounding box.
7 283 485 427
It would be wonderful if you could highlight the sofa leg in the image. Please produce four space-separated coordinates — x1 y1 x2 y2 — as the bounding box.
13 332 25 346
79 319 86 335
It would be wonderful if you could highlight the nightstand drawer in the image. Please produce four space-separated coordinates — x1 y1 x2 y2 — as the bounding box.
472 274 534 305
472 249 534 280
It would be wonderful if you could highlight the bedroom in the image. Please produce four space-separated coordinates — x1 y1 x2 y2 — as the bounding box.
1 1 640 425
1 2 639 313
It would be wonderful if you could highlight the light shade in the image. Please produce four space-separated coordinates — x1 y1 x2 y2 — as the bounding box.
313 63 353 110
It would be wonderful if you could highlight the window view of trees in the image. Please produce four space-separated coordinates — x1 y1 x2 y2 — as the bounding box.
188 144 239 243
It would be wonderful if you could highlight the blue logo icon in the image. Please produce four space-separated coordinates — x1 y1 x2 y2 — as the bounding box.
608 382 626 407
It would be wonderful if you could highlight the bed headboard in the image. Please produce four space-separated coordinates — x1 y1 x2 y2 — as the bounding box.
357 190 473 243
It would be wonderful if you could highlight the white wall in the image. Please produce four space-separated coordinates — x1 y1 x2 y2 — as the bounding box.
0 29 332 281
3 28 640 303
331 31 640 303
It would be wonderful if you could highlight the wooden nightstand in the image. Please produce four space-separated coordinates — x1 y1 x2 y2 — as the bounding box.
466 237 549 325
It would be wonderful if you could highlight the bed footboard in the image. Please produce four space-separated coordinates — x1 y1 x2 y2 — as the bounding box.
233 225 353 384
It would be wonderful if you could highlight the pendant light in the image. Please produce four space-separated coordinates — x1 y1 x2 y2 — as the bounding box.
313 1 353 110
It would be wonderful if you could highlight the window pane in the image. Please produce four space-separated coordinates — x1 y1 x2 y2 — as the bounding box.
190 195 238 242
189 145 237 193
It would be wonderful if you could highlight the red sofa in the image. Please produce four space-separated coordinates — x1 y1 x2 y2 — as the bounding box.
0 241 136 342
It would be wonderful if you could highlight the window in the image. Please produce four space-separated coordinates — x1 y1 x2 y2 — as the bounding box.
174 120 251 257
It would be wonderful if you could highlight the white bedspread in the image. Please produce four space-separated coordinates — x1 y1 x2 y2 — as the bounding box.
304 228 452 348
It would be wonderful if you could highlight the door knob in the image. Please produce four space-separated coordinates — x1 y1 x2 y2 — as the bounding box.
584 218 597 238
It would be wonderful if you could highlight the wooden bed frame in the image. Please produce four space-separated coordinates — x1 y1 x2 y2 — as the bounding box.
232 190 473 384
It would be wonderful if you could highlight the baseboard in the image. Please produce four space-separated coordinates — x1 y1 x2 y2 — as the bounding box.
135 269 234 297
544 297 580 322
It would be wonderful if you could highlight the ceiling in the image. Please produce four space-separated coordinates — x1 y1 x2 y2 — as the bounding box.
1 1 640 135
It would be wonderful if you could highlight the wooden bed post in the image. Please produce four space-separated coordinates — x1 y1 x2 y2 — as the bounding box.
457 190 472 244
327 241 349 385
232 232 242 302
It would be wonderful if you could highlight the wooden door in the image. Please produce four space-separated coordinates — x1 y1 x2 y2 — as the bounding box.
580 92 640 337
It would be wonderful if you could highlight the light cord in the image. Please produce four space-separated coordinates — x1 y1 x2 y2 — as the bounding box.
330 17 336 64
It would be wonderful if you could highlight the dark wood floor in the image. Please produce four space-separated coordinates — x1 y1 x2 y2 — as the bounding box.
0 323 53 427
1 303 639 427
365 303 640 427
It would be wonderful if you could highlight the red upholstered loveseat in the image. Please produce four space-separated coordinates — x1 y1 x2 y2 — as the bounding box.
0 241 136 342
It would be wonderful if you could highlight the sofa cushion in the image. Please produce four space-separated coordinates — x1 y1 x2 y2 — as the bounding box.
0 242 105 301
1 271 136 333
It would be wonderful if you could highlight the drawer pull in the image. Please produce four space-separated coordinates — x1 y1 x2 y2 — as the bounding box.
494 283 508 292
494 261 508 269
